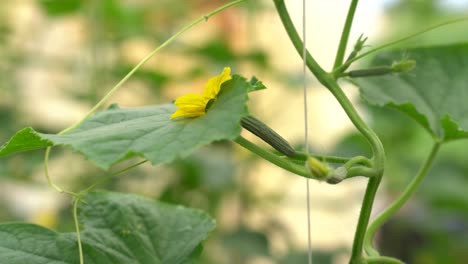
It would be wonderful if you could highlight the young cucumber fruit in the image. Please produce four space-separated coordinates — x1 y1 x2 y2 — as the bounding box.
241 115 296 157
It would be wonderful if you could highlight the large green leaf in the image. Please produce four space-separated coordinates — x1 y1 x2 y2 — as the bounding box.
0 191 215 264
0 75 252 169
354 44 468 141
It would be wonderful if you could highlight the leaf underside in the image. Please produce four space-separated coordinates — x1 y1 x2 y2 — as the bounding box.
0 191 216 264
355 44 468 141
0 75 253 169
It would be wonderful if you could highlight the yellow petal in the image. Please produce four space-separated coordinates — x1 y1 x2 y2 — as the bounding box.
171 93 208 119
174 94 208 107
171 67 232 120
171 109 206 119
203 67 232 99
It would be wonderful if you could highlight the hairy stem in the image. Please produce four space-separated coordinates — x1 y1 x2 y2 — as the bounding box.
333 0 359 69
364 142 441 256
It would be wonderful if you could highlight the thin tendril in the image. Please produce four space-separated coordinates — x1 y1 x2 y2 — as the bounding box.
73 197 84 264
83 160 148 193
302 1 312 263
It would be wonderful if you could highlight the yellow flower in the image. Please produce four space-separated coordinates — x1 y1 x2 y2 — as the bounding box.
171 67 231 119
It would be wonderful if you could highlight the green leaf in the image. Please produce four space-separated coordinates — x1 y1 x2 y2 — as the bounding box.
354 44 468 141
0 191 216 264
0 75 252 169
0 127 53 156
248 76 267 92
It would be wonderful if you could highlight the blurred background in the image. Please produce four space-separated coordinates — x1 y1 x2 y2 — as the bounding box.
0 0 467 263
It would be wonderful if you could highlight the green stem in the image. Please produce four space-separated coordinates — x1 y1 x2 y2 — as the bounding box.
273 2 385 262
44 148 79 196
333 0 359 69
326 81 384 173
235 136 310 177
347 166 378 179
366 256 405 264
273 0 382 159
323 82 384 264
351 178 382 264
345 155 373 169
73 197 84 264
364 142 441 256
292 151 352 164
272 0 329 85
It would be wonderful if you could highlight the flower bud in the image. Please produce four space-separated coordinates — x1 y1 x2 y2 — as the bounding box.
391 59 416 73
306 157 330 180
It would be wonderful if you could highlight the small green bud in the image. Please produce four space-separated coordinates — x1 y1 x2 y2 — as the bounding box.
344 34 368 67
354 34 368 52
392 60 416 73
306 157 330 180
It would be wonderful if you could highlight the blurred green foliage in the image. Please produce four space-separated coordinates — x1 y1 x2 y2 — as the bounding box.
39 0 82 15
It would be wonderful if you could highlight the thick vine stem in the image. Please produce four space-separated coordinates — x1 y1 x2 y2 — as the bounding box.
272 0 384 166
325 81 385 172
364 142 441 257
272 1 385 262
272 0 330 86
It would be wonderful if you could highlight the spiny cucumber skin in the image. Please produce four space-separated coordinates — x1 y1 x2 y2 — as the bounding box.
241 116 296 157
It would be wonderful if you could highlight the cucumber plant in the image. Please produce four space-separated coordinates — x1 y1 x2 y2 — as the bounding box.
1 1 467 263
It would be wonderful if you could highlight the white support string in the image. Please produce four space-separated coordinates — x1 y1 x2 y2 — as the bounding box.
302 0 313 263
